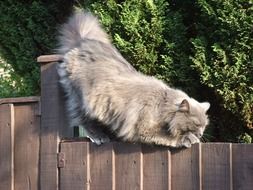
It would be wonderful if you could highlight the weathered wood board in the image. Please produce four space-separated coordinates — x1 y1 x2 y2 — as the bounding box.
59 142 253 190
0 104 14 190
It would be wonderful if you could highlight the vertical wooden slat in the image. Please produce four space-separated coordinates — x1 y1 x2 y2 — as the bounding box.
171 144 200 190
39 62 71 190
60 142 89 190
40 62 61 190
232 144 253 190
13 104 40 190
114 143 142 190
0 104 14 190
39 60 71 138
202 143 231 190
89 143 114 190
142 145 170 190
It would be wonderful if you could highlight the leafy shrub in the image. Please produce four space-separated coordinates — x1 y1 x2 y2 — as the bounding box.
0 0 74 97
0 57 28 97
191 0 253 128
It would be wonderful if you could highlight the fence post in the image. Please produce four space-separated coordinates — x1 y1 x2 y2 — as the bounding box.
38 55 72 190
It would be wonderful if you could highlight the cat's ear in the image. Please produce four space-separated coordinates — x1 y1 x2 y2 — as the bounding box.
201 102 210 112
178 99 190 112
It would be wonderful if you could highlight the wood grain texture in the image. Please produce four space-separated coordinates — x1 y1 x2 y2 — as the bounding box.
60 142 89 190
40 62 60 190
0 104 14 190
142 145 170 190
89 143 114 190
56 141 253 190
171 144 200 190
202 143 232 190
13 104 40 190
114 143 142 190
40 62 71 190
232 144 253 190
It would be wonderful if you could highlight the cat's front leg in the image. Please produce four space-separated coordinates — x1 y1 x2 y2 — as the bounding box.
180 132 200 148
138 133 180 147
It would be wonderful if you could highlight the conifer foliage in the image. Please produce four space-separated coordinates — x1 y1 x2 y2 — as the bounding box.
191 0 253 128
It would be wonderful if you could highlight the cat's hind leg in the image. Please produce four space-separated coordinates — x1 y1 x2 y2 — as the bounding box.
79 119 110 145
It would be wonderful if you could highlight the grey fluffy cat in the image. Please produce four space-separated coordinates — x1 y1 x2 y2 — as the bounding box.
57 11 210 148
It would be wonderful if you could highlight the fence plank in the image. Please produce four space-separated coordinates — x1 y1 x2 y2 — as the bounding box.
89 143 114 190
0 104 14 190
60 142 89 190
171 144 200 190
201 143 232 190
232 144 253 190
142 145 170 190
13 104 40 190
114 143 142 190
40 62 61 190
40 62 71 190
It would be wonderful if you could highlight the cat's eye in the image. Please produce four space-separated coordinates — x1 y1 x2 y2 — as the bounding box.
194 122 202 127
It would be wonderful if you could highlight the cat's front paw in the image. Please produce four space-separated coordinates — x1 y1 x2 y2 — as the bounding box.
89 135 110 145
181 133 200 148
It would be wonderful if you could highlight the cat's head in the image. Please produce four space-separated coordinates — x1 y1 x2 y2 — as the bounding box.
169 98 210 139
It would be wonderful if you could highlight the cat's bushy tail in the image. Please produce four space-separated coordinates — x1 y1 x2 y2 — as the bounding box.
58 10 110 54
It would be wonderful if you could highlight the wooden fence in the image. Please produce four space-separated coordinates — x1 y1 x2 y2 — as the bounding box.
0 97 40 190
0 55 252 190
59 141 253 190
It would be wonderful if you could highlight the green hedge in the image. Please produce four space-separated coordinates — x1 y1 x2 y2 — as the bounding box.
191 0 253 129
0 0 74 97
0 0 252 142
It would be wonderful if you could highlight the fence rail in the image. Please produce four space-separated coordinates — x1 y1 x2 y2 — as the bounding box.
0 97 40 190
